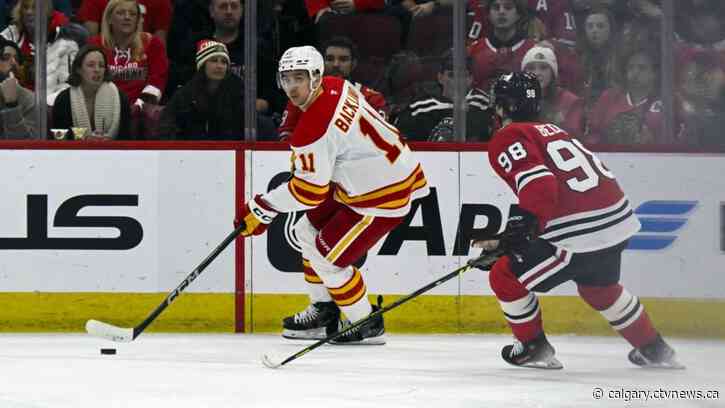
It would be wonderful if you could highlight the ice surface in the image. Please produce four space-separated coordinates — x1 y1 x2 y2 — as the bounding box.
0 334 722 408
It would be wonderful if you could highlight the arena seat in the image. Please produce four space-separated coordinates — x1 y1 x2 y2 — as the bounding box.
318 13 402 60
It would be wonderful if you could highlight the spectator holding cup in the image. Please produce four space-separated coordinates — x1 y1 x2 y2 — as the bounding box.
51 44 131 140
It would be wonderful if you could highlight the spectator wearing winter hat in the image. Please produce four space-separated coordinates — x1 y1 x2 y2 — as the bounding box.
522 45 584 135
157 39 245 140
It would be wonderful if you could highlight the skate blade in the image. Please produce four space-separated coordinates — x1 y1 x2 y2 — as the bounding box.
331 334 386 346
281 328 327 341
519 356 564 370
630 350 686 370
640 360 686 370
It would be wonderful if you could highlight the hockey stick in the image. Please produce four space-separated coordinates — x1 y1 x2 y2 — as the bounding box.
261 249 503 369
85 222 247 342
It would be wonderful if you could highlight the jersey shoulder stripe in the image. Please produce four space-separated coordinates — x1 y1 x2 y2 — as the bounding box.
289 76 345 148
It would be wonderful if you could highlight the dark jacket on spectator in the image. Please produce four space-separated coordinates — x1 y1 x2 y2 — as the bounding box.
158 71 245 140
167 18 284 112
395 88 492 142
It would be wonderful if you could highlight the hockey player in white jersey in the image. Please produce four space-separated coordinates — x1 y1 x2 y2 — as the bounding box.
237 46 429 344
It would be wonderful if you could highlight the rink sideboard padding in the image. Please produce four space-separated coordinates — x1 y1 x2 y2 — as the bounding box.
0 293 724 338
0 143 723 336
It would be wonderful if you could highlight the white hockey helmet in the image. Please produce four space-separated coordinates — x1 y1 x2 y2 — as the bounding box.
277 45 324 94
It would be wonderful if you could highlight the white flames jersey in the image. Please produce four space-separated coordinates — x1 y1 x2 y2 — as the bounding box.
263 76 429 217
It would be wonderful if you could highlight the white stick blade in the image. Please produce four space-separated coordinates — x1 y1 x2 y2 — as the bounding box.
85 319 134 343
261 354 281 369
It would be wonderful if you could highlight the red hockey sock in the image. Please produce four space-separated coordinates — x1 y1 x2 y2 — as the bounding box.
577 283 658 348
490 257 543 342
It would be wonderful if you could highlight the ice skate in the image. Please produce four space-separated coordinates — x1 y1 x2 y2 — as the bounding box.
501 332 563 369
330 304 386 345
628 334 685 369
282 301 340 340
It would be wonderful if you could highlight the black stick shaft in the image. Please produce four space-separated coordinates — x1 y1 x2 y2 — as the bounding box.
275 263 473 367
132 223 246 339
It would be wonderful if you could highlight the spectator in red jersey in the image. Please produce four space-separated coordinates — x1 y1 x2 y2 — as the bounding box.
522 45 584 135
78 0 171 46
468 0 576 46
0 0 86 105
87 0 168 107
468 0 537 92
278 36 389 140
586 47 669 145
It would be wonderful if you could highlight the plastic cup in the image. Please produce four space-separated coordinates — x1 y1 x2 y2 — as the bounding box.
50 128 67 140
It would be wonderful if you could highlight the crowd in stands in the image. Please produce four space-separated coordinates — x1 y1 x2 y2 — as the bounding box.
0 0 723 149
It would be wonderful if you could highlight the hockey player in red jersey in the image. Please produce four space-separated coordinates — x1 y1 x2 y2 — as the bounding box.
471 72 683 369
238 46 428 344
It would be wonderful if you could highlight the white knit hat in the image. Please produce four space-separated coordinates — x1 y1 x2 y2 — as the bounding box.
196 39 230 70
521 46 558 78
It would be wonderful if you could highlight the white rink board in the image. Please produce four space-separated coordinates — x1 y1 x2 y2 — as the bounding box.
249 150 725 299
0 150 236 292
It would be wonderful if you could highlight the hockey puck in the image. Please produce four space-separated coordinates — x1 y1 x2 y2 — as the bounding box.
100 348 117 355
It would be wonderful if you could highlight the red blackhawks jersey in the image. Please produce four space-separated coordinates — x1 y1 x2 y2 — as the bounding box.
489 122 640 252
88 34 169 103
468 37 536 91
467 0 576 46
278 81 387 140
263 76 428 217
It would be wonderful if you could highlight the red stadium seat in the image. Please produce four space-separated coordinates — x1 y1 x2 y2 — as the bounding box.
318 13 402 60
406 14 453 57
352 57 387 89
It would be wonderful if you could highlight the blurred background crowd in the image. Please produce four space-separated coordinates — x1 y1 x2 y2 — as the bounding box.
1 0 723 149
